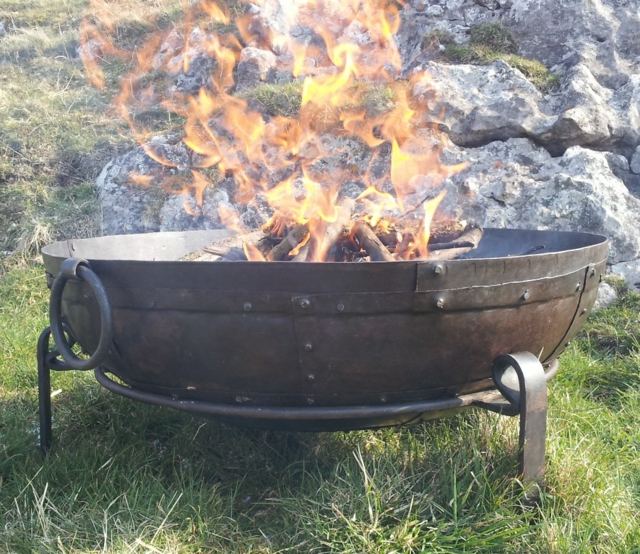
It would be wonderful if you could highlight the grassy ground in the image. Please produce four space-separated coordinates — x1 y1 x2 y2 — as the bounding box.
0 0 180 258
1 263 639 553
1 1 639 552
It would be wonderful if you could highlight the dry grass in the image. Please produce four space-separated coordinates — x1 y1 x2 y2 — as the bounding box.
0 0 184 258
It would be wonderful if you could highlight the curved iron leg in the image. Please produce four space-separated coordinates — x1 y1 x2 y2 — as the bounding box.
493 352 548 486
37 328 53 454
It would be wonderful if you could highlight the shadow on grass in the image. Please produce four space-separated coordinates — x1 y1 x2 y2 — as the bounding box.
1 377 532 551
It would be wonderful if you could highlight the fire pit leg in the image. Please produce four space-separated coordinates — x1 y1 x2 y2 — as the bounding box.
37 259 114 454
37 328 55 454
492 352 548 488
36 326 79 454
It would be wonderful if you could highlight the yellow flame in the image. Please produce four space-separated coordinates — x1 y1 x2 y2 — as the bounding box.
81 0 462 261
418 190 447 259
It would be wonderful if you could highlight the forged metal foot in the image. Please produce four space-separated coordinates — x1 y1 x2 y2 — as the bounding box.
37 328 53 454
493 352 548 488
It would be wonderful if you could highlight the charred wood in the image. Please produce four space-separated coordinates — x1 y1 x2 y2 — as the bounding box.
353 222 395 261
267 224 309 261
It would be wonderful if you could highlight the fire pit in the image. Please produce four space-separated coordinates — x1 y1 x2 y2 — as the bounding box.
37 227 607 485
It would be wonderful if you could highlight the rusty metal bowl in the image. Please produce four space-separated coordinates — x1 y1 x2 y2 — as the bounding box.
40 228 608 432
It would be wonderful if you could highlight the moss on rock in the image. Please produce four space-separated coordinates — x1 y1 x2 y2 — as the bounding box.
429 23 558 92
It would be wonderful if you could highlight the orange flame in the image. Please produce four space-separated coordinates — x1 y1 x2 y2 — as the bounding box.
81 0 461 261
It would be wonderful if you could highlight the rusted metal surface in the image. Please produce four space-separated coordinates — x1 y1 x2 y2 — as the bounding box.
40 228 608 427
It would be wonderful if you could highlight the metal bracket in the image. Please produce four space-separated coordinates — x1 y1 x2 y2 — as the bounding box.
492 352 548 488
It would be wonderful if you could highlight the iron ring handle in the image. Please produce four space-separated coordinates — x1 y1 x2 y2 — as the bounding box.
49 258 113 370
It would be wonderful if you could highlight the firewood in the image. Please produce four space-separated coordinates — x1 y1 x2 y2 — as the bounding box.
429 225 483 252
267 224 309 261
428 247 473 261
180 231 262 261
353 221 395 261
291 243 310 262
429 220 468 244
305 198 355 262
428 226 483 260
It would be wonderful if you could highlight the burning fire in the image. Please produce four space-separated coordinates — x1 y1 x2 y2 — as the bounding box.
81 0 462 261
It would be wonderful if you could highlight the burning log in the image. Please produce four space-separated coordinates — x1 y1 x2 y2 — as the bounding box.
305 198 355 262
267 224 309 261
429 226 483 252
291 243 310 262
181 218 483 264
428 226 484 261
429 220 469 244
352 222 394 262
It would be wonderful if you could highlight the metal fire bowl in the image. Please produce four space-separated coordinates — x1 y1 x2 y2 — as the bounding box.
41 228 608 431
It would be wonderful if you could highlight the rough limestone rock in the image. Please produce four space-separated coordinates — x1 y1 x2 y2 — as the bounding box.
95 133 373 236
611 260 640 290
594 282 618 310
506 0 640 85
439 139 640 264
416 60 640 159
415 61 555 147
400 0 640 78
399 0 640 164
631 146 640 175
96 138 236 235
235 47 278 90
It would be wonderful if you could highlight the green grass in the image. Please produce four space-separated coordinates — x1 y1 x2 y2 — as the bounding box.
239 81 396 119
239 82 304 118
0 0 185 257
0 1 126 256
1 263 639 552
427 23 559 92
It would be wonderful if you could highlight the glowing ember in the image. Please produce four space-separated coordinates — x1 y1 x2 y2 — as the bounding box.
81 0 464 261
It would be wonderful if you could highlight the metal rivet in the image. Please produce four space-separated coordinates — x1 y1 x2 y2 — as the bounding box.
304 342 313 352
435 297 446 310
590 267 596 278
337 303 345 312
564 342 571 348
380 394 387 403
299 298 311 309
433 264 444 275
306 397 315 405
575 283 581 292
521 289 530 301
307 373 315 382
243 302 252 312
580 308 588 315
